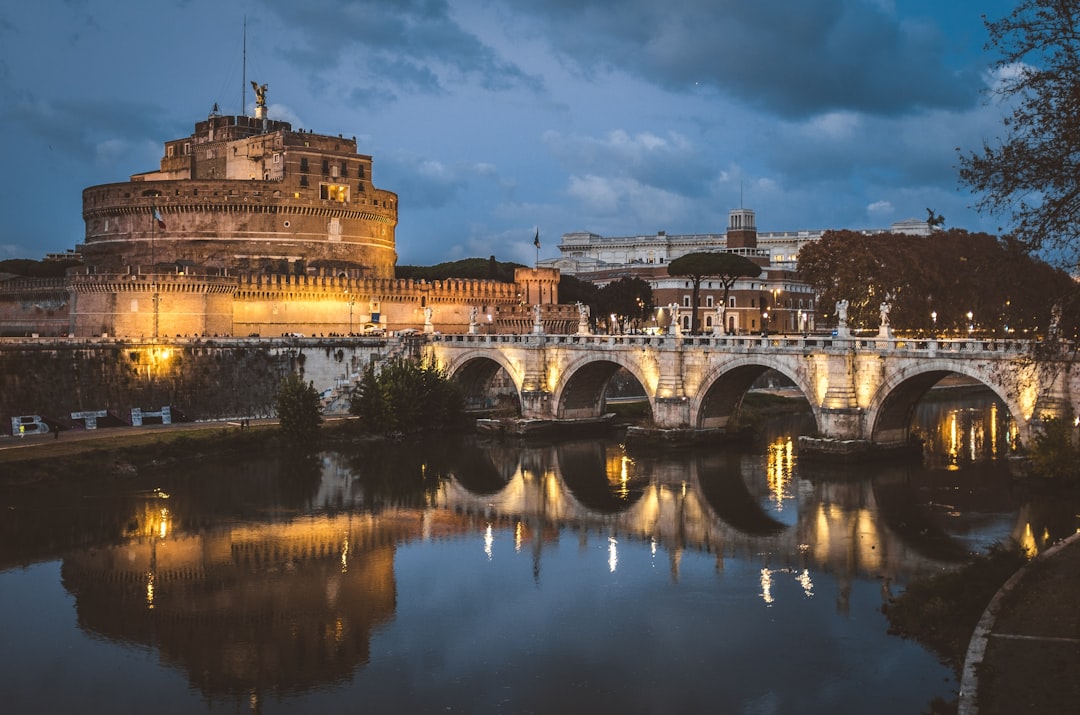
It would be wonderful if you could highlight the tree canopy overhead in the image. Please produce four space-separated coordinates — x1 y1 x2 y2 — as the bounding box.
668 252 762 334
959 0 1080 268
797 229 1079 336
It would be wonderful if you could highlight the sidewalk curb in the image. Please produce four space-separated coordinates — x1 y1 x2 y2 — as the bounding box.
957 530 1080 715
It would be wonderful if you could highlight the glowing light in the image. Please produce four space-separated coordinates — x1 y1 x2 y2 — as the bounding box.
484 523 494 560
608 536 618 572
157 508 170 539
145 571 155 610
514 521 524 553
760 568 774 605
797 569 814 598
340 534 349 573
766 437 794 510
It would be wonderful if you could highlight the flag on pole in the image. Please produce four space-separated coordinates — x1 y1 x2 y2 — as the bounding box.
533 229 540 249
152 206 166 229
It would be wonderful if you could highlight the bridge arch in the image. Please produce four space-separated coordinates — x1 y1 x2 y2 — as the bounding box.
550 353 654 420
436 348 523 412
865 361 1028 445
690 356 816 431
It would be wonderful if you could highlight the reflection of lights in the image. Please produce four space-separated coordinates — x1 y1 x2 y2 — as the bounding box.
797 569 814 598
608 536 618 572
766 437 794 510
605 451 635 500
1019 523 1037 558
514 521 524 553
650 537 657 559
760 568 774 605
145 572 155 610
157 508 170 539
484 523 494 560
340 534 349 573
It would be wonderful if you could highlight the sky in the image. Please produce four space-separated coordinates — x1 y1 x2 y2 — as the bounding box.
0 0 1021 267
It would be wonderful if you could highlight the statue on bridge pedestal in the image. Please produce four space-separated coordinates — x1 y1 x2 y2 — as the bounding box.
532 303 544 334
423 306 434 334
878 298 893 339
713 304 726 336
576 302 591 335
835 299 849 337
468 305 479 335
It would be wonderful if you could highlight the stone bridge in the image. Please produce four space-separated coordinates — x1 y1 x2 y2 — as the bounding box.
426 333 1079 450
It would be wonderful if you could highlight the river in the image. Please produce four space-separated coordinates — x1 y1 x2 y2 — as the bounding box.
1 388 1077 714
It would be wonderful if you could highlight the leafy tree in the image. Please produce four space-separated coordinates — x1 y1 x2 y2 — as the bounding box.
0 258 82 278
350 356 463 435
959 1 1080 269
275 372 323 444
797 229 1079 336
396 257 524 283
668 252 762 334
597 276 655 332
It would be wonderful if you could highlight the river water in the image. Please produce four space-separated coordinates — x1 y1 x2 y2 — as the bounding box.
1 388 1077 714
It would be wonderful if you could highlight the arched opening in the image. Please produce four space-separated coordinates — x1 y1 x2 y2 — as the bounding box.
451 357 520 416
873 372 1019 465
558 362 651 422
698 366 812 430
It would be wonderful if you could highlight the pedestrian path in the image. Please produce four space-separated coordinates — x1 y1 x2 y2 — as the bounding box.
959 530 1080 714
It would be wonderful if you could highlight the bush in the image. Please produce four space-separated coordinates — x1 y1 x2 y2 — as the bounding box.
275 373 323 445
1030 413 1080 482
349 356 463 435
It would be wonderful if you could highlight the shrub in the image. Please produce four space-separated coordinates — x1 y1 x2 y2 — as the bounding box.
275 373 322 445
349 356 463 434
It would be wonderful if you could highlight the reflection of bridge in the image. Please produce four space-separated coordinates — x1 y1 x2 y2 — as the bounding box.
428 334 1079 448
433 440 984 587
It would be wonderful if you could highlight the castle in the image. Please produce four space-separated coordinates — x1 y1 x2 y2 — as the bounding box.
0 86 568 338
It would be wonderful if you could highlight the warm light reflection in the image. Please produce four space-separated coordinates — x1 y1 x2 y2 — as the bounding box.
797 569 814 598
766 437 795 510
608 536 618 572
760 568 773 605
514 521 524 553
484 523 494 560
605 451 634 500
340 534 349 573
145 571 155 610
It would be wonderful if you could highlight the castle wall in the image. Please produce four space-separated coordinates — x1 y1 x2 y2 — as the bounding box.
0 337 392 433
82 180 398 278
0 277 70 337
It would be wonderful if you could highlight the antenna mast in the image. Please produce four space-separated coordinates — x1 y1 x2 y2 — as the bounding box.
241 17 247 115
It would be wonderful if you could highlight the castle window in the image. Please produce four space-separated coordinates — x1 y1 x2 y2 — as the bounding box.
320 183 349 202
706 296 714 308
330 164 339 178
300 176 309 187
358 165 366 179
340 162 348 177
322 160 329 174
300 158 309 173
682 296 691 308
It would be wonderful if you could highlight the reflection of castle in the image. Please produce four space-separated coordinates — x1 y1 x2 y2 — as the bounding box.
1 87 573 338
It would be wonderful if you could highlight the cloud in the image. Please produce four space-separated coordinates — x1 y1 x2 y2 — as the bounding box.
260 0 544 99
513 0 982 119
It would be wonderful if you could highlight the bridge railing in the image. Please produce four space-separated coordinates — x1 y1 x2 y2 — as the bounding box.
429 332 1043 356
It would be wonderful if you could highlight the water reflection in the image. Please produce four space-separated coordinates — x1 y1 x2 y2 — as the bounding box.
2 388 1078 713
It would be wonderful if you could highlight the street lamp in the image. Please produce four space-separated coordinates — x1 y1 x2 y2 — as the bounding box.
931 310 937 331
761 310 769 337
967 310 974 336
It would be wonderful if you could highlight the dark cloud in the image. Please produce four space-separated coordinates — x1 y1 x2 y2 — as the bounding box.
514 0 982 119
259 0 543 97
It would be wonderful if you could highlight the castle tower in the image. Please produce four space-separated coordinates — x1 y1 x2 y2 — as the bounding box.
81 95 398 280
726 208 757 249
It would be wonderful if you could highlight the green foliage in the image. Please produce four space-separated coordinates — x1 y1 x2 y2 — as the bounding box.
959 1 1080 270
396 257 523 283
558 273 600 307
274 372 323 444
668 252 762 333
796 229 1079 336
349 356 463 435
597 276 655 331
1030 413 1080 482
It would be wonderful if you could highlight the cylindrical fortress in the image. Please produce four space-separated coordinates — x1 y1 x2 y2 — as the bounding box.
81 111 398 279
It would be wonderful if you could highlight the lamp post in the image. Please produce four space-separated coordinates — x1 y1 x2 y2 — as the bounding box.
967 310 974 337
761 310 769 337
931 311 937 332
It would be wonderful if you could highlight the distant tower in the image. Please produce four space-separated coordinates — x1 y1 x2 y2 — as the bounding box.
726 208 757 249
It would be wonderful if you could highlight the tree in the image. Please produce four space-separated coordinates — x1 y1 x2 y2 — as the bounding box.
796 229 1079 335
350 356 463 435
275 372 323 444
667 252 762 334
597 276 654 332
959 1 1080 269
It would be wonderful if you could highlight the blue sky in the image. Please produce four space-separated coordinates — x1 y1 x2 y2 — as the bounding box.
0 0 1018 267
